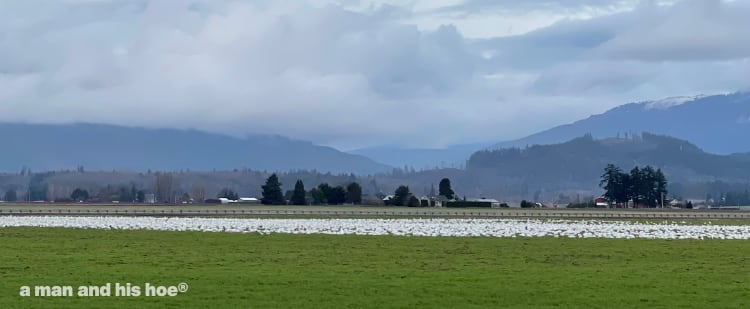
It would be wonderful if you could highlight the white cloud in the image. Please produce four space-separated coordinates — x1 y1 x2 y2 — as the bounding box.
0 0 748 149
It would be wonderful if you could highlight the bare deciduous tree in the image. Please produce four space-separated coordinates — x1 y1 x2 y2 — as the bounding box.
154 173 174 203
191 184 206 203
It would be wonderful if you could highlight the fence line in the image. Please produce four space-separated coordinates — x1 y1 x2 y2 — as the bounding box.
0 208 749 219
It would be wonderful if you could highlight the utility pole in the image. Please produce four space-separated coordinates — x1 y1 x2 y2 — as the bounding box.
661 192 664 209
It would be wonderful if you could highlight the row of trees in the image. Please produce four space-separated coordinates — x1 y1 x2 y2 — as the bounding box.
260 175 458 206
3 186 148 203
388 185 420 206
260 174 362 205
600 164 668 207
2 174 457 207
385 178 456 207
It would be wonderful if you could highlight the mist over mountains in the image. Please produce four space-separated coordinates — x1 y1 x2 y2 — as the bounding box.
0 123 390 175
349 143 486 170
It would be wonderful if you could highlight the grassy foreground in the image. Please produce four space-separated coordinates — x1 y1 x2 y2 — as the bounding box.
0 228 748 308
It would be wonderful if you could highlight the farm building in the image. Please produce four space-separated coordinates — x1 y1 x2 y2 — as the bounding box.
595 197 609 207
470 198 502 208
238 197 260 204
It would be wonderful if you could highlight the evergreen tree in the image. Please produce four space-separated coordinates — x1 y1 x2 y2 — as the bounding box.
118 186 132 202
438 178 455 200
328 186 347 205
600 164 627 205
71 188 89 201
317 183 332 203
136 190 146 203
261 174 285 205
345 182 362 204
629 166 644 206
640 166 658 207
610 172 632 206
393 186 411 206
291 180 307 205
599 164 617 201
601 164 669 208
310 187 326 205
655 168 668 207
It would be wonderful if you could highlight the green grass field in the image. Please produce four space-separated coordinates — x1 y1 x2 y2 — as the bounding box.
1 228 748 308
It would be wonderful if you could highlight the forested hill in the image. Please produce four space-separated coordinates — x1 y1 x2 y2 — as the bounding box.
468 133 750 186
0 123 391 174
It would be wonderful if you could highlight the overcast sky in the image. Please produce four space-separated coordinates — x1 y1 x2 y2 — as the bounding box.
1 0 748 149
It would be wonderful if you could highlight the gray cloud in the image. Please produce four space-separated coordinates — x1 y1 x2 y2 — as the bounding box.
0 0 748 149
475 0 750 68
0 1 491 147
433 0 641 15
598 0 750 61
471 0 750 96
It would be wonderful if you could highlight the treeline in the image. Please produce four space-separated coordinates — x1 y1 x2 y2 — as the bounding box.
255 174 460 207
3 184 148 203
258 174 363 205
383 178 456 207
384 185 421 207
600 164 668 207
0 169 375 204
3 172 467 207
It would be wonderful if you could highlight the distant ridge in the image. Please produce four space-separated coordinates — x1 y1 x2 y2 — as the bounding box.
460 133 750 199
0 123 391 174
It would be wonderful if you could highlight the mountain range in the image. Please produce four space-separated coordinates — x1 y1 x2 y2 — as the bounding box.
493 92 750 154
353 92 750 168
0 123 390 175
1 92 748 183
1 131 746 201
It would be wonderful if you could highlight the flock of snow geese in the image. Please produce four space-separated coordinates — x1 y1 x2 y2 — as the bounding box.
2 216 749 239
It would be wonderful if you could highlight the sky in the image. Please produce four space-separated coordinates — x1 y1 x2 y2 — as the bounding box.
1 0 748 150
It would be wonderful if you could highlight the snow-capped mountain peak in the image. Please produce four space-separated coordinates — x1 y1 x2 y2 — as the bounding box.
644 95 707 110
